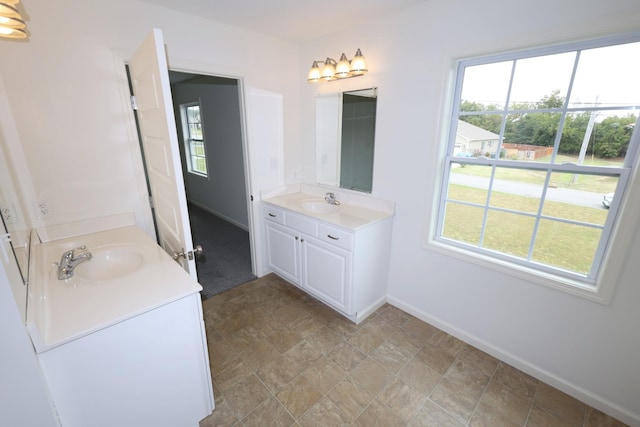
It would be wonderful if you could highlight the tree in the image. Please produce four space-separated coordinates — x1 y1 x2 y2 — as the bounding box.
593 116 636 158
460 92 636 158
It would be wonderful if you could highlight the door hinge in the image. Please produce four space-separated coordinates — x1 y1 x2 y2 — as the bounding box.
250 195 254 201
130 95 138 111
0 233 11 263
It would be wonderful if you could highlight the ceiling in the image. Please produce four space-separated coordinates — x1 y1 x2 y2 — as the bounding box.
139 0 429 42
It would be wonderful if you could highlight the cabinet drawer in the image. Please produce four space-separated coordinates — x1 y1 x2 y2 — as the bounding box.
286 212 317 236
317 224 353 250
264 205 285 225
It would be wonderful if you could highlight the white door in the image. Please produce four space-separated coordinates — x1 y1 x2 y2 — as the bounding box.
128 29 198 279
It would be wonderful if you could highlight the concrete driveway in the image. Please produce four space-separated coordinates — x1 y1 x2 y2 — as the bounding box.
449 173 607 209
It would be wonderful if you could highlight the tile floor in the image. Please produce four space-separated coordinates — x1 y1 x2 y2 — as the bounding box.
199 274 627 427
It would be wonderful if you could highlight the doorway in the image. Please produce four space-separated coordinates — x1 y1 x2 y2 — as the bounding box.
168 71 255 297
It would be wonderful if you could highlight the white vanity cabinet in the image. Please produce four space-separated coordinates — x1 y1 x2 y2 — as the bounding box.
263 199 392 323
28 226 214 427
37 293 212 427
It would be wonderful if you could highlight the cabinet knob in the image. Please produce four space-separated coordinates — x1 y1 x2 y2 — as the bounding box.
327 234 339 240
295 236 299 240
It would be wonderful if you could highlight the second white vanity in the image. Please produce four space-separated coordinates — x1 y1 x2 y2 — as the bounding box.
27 224 214 427
262 185 394 323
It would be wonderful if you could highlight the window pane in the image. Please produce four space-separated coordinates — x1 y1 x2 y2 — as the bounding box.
194 158 207 174
509 52 576 109
569 42 640 109
442 202 484 245
503 112 561 159
488 167 546 214
556 110 636 166
192 141 205 156
460 61 512 109
483 210 534 258
455 119 502 157
187 105 200 122
532 220 601 275
448 164 491 202
542 172 615 225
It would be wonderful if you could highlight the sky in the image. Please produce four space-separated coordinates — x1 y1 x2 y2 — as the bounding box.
460 41 640 113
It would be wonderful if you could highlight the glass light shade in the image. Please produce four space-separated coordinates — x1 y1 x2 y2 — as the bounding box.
0 15 24 28
350 48 368 75
0 0 20 4
0 25 26 38
335 53 351 78
307 61 321 82
321 58 336 81
0 3 20 18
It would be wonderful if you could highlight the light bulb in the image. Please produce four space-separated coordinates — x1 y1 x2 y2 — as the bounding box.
321 58 336 81
335 53 351 78
350 48 368 75
307 61 321 83
0 15 25 28
0 25 26 38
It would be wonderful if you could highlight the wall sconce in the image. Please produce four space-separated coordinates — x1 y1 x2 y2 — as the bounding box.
0 1 27 39
308 49 368 83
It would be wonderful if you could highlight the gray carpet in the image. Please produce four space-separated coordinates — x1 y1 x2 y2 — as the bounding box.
188 203 256 299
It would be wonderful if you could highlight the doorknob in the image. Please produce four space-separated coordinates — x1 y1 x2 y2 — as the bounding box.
172 245 204 261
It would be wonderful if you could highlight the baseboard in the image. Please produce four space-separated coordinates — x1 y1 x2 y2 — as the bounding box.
355 296 387 325
386 295 640 427
187 201 249 231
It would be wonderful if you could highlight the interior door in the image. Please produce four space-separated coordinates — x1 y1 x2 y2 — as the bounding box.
128 29 198 279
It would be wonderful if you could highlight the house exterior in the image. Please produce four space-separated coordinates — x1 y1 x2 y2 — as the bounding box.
455 120 500 156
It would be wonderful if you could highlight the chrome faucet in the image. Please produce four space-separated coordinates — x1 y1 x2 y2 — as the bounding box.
325 192 341 205
57 246 92 280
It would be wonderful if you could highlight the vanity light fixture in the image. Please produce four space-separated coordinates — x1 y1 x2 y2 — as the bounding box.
0 1 28 39
307 48 368 83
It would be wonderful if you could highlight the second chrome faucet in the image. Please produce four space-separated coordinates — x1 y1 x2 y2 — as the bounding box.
57 246 92 280
325 192 341 205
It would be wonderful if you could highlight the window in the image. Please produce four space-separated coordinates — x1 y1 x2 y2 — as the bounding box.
436 35 640 296
181 102 208 177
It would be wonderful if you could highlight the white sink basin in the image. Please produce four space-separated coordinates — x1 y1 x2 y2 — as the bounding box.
301 199 340 214
74 246 144 281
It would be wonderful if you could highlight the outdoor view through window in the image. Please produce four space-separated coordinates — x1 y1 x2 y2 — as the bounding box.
436 37 640 288
183 103 208 177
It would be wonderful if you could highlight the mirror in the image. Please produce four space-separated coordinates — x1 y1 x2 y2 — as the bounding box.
316 88 377 193
0 134 31 285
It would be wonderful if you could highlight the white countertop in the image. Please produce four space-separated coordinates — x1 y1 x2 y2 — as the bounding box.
27 226 202 353
262 191 394 230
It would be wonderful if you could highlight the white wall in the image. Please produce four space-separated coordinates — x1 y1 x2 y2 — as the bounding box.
300 0 640 424
0 0 302 235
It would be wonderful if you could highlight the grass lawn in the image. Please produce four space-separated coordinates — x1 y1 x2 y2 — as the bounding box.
442 184 609 275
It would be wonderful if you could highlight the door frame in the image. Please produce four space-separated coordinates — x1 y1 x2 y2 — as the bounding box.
112 49 257 276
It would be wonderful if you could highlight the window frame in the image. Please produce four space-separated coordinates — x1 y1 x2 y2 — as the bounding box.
431 33 640 304
180 101 208 178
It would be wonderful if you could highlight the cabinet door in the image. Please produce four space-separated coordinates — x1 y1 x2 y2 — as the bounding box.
265 220 301 284
301 236 351 314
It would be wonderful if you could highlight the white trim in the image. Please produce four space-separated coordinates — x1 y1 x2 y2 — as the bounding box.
111 49 258 278
432 33 640 303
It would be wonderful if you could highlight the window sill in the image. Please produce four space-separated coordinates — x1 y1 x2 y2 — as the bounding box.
423 238 613 305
